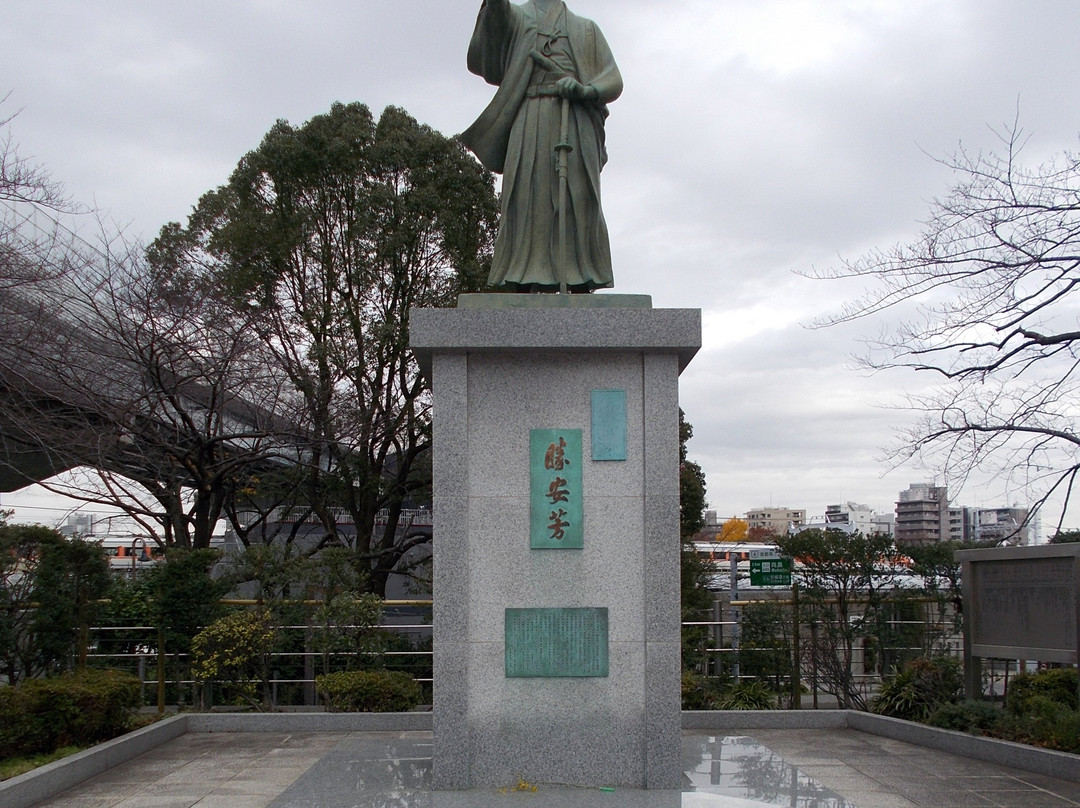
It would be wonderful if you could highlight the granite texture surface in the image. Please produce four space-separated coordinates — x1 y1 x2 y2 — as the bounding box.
646 641 684 788
420 305 699 789
410 307 701 377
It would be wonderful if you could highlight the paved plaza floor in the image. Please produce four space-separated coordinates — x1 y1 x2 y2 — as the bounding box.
27 728 1080 808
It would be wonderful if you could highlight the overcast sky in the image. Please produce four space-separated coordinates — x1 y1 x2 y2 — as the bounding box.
3 0 1080 534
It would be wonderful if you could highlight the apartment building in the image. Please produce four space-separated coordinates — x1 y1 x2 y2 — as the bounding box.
746 507 806 535
894 483 950 545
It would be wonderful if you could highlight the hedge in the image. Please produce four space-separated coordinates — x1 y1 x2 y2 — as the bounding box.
0 668 142 757
316 670 423 712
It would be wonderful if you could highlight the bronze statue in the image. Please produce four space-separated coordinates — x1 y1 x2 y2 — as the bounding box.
461 0 623 293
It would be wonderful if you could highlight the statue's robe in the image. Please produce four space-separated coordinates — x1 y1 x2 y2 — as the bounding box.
461 0 623 291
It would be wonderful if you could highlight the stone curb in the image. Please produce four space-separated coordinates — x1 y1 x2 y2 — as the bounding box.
684 709 1080 783
0 714 189 808
846 711 1080 783
186 711 434 733
0 712 433 808
681 709 849 730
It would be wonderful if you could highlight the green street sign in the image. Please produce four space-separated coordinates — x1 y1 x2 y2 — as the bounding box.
750 557 793 587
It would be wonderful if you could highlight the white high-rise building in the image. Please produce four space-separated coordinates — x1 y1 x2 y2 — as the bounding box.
825 502 877 534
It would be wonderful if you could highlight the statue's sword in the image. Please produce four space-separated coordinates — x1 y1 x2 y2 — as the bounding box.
530 49 573 294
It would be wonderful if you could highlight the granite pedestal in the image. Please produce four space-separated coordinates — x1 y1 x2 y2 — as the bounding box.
411 296 700 790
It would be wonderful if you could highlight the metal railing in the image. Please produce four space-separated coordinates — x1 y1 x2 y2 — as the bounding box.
682 591 967 708
233 507 433 529
86 600 434 711
40 593 973 712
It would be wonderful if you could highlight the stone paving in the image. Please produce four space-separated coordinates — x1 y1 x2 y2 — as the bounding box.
750 728 1080 807
26 728 1080 808
30 732 349 808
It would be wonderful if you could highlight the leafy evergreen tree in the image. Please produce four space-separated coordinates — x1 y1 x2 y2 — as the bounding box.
150 102 498 594
30 533 110 675
679 411 712 673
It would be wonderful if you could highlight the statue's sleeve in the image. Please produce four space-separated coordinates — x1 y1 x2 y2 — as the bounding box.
467 1 517 86
585 23 623 105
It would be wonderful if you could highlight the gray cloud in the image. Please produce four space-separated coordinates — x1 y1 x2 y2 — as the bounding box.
3 0 1080 528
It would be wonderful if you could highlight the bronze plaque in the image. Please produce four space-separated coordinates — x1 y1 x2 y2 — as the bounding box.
505 608 609 678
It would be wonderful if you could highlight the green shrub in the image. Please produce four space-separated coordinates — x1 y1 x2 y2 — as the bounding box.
680 673 777 711
1006 667 1079 715
926 700 1002 733
0 669 142 757
0 685 42 757
59 668 143 743
191 609 276 708
681 671 738 710
681 670 708 710
999 700 1080 754
714 679 776 711
1039 710 1080 754
872 656 963 722
316 670 422 712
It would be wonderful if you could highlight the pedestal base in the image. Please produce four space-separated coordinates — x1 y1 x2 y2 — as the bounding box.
411 303 700 790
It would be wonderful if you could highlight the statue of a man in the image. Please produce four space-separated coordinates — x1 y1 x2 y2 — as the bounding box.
461 0 623 292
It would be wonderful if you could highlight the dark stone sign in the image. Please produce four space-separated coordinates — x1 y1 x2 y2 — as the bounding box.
958 544 1080 696
971 557 1075 653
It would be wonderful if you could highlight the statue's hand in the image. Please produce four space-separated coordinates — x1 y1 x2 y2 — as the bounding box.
556 76 599 102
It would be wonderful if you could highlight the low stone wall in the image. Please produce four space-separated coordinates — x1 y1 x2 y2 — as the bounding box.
685 709 1080 783
847 711 1080 783
5 710 1080 808
0 712 434 808
186 711 433 733
0 714 189 808
682 709 849 730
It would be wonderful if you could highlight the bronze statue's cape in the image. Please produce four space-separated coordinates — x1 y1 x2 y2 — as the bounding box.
460 0 621 174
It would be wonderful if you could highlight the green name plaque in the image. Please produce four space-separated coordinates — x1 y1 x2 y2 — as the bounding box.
591 389 627 461
505 608 609 678
530 429 583 549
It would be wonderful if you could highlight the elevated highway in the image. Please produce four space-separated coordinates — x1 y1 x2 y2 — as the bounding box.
0 197 294 494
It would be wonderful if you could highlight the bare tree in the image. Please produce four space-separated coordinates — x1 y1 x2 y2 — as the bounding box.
1 100 98 491
0 98 312 546
0 99 89 295
775 529 902 709
1 218 294 549
0 99 72 211
0 101 314 549
817 120 1080 532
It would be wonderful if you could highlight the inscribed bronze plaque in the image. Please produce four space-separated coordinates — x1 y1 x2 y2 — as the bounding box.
505 608 609 678
530 429 583 549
